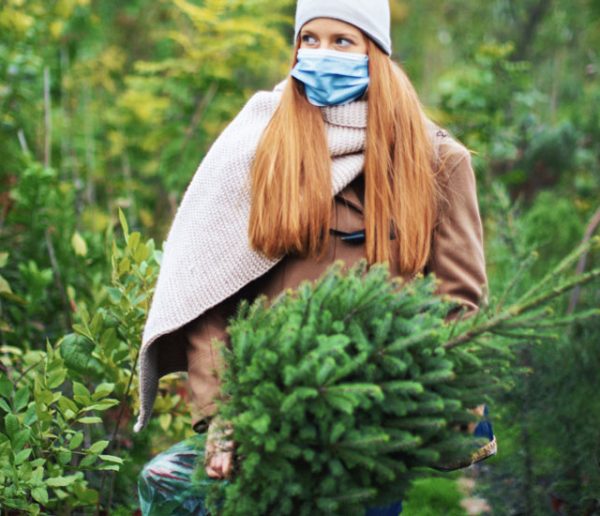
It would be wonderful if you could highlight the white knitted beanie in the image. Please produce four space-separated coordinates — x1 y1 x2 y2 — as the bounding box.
294 0 392 56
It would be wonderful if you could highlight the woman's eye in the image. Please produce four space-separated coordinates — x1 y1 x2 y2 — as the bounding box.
301 34 317 45
336 38 354 47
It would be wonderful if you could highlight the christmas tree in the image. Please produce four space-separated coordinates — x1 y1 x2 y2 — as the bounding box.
201 241 599 515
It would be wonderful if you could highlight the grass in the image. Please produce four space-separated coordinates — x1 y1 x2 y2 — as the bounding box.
401 475 466 516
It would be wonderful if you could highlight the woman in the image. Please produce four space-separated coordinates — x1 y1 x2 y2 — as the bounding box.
136 0 494 514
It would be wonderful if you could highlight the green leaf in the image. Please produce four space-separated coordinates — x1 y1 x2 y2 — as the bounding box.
0 252 8 268
31 486 48 505
85 399 119 411
0 432 11 446
14 386 30 412
54 487 69 500
46 474 79 487
92 383 115 400
57 395 78 414
128 232 141 252
118 257 131 275
12 428 30 451
118 208 129 241
14 448 32 465
59 334 103 377
4 413 19 439
88 440 109 454
134 242 151 263
31 465 44 483
99 454 124 464
89 311 104 337
68 431 84 450
0 374 12 398
23 404 37 425
79 454 98 468
72 382 91 399
58 449 72 465
0 398 12 413
71 324 94 342
47 367 66 389
98 464 120 471
78 416 102 424
72 484 98 504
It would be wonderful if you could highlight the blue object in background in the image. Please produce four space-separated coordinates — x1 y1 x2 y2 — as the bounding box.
365 500 404 515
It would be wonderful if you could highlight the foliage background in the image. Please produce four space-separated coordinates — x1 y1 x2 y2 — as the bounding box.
0 0 599 513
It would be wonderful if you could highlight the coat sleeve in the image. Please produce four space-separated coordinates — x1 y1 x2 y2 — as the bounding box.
183 289 248 430
183 277 265 431
425 144 488 319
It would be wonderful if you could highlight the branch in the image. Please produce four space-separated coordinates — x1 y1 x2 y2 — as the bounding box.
43 66 52 168
568 207 600 313
45 227 73 328
444 267 600 350
513 0 553 61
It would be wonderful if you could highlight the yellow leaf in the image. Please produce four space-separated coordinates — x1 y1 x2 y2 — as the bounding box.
0 274 12 294
50 20 64 39
82 207 110 233
0 8 34 34
139 208 154 228
159 413 172 432
71 232 88 257
0 320 13 333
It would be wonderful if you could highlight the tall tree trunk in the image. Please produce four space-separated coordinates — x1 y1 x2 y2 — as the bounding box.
513 0 554 61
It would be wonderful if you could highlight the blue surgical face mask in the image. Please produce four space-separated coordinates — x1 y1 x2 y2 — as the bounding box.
290 48 370 107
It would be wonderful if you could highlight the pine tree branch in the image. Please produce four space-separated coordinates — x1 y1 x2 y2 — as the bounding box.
444 266 600 350
515 237 597 305
568 206 600 313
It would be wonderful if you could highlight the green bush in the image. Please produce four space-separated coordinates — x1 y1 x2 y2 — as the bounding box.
0 210 190 512
0 343 121 512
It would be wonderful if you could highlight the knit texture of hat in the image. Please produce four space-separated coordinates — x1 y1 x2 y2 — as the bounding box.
294 0 392 56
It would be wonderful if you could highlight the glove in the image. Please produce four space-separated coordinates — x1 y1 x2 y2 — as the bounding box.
204 415 235 479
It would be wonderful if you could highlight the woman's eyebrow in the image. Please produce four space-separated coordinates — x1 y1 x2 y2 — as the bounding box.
333 33 358 40
301 29 358 40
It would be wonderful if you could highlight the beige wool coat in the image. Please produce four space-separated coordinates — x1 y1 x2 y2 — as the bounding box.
180 139 488 432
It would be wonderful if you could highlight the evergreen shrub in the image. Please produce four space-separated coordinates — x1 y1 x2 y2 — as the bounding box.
206 260 504 515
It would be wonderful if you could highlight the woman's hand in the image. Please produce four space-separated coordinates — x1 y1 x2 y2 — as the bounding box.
204 415 235 479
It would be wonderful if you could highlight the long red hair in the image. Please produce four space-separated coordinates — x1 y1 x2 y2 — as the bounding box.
249 37 443 274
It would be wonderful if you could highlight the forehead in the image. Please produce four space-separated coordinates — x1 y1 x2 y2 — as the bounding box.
300 17 362 36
